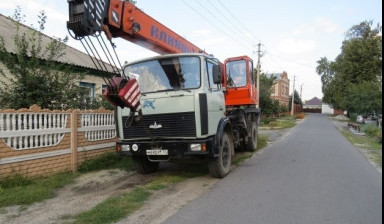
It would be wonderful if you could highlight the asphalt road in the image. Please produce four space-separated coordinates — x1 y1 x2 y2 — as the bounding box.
162 114 382 224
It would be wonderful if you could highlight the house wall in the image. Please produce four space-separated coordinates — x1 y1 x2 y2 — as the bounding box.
322 104 334 114
0 105 117 179
271 72 290 108
0 61 107 98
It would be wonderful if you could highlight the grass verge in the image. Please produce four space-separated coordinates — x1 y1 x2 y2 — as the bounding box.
0 172 78 208
72 187 151 224
0 152 133 208
261 119 298 129
341 128 382 168
70 163 209 224
232 135 268 166
78 152 133 172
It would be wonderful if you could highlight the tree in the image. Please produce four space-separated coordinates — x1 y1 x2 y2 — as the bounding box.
0 8 94 110
259 73 285 116
289 90 303 109
317 20 382 114
343 82 382 114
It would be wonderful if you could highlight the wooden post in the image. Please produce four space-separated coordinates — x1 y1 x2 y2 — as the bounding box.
71 110 78 173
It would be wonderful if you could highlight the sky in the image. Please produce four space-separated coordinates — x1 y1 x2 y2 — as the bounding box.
0 0 382 101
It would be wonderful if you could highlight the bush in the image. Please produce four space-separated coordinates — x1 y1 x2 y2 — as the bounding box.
296 113 306 119
349 113 358 123
377 130 382 143
261 117 276 125
269 121 278 127
362 125 379 138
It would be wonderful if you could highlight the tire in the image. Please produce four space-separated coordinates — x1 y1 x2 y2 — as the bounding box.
246 122 258 152
132 156 159 174
209 132 233 178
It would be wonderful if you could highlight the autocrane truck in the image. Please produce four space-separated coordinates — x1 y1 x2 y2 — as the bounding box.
67 0 261 178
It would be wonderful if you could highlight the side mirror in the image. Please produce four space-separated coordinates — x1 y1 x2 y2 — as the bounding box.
212 65 222 85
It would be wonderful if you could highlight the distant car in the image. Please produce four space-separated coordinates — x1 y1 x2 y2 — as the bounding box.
356 115 365 124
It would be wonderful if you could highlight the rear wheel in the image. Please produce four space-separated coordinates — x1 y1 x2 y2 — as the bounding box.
246 122 258 152
209 132 233 178
132 156 159 174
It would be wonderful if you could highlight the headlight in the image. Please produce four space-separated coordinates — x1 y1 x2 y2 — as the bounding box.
190 143 207 152
121 145 130 152
190 144 202 152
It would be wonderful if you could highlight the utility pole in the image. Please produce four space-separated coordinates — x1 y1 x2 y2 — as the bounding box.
291 76 296 116
300 84 303 100
256 43 262 109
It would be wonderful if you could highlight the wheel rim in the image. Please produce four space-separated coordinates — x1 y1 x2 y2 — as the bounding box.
251 126 257 146
222 140 230 168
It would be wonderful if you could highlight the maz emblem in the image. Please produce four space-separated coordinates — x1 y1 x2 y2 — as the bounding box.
143 100 156 110
149 122 163 129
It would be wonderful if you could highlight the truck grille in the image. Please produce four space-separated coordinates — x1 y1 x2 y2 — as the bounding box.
122 112 196 139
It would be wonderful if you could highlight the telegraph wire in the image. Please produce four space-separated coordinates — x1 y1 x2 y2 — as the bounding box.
216 0 261 44
181 0 321 94
266 51 315 69
181 0 253 52
203 0 257 47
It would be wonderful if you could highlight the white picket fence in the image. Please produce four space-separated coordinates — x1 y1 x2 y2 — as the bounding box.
79 113 116 141
0 113 69 150
0 112 116 150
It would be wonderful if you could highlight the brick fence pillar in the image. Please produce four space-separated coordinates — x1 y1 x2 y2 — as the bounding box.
71 110 78 173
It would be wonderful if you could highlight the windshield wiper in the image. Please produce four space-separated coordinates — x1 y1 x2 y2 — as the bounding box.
227 67 237 89
176 88 192 93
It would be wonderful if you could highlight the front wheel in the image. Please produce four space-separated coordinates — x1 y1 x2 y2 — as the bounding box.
209 132 233 178
246 122 258 152
132 156 159 174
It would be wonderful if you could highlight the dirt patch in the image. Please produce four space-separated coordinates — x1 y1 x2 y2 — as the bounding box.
0 168 218 224
116 176 219 224
0 170 153 224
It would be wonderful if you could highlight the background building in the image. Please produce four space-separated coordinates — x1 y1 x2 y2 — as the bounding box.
267 71 290 108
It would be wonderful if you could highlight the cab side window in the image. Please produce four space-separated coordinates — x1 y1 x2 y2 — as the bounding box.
207 61 220 91
249 61 254 84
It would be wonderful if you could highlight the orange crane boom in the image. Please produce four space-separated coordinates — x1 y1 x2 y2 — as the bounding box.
68 0 205 55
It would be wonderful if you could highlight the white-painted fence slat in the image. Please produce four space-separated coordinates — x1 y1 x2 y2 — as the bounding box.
0 113 69 150
80 113 116 142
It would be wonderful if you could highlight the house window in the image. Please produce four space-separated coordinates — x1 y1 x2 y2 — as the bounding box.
102 84 108 94
80 82 96 105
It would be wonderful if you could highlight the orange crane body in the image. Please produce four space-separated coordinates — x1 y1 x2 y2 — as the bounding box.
68 0 258 108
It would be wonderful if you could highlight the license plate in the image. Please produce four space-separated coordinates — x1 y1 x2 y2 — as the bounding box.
146 149 169 156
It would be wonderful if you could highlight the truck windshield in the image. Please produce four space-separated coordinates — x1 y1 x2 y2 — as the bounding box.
226 60 247 87
124 56 201 94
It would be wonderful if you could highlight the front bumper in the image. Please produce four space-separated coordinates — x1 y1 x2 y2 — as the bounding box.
116 137 216 158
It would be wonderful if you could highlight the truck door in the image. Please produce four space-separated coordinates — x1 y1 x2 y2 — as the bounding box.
204 59 225 136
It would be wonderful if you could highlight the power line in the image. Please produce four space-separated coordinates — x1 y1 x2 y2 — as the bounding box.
181 0 253 51
204 0 257 47
266 51 315 69
216 0 261 44
194 0 248 45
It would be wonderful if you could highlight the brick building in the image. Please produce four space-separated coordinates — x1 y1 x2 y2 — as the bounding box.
267 72 290 108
